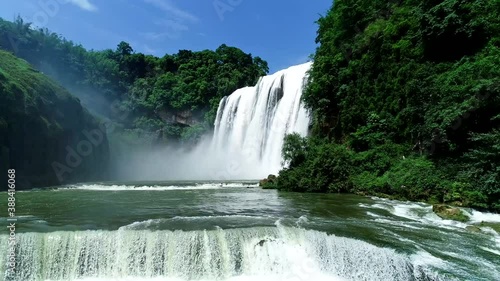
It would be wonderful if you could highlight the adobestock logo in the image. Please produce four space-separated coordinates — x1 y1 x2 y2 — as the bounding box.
51 99 130 183
51 126 107 182
7 0 97 54
213 0 243 21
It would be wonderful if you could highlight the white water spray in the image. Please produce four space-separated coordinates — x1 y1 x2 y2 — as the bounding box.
114 63 311 181
0 226 438 281
209 62 311 178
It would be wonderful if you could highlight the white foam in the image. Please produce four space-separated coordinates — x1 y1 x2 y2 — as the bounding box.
366 211 382 218
480 228 500 248
411 250 448 269
119 215 274 230
57 273 348 281
296 215 309 227
480 246 500 256
366 198 471 230
58 183 258 191
373 218 423 230
467 210 500 223
3 227 429 281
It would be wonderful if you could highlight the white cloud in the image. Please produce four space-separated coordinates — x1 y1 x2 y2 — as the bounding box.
142 0 198 41
142 19 188 40
143 0 198 23
158 19 189 32
67 0 98 12
142 44 158 55
143 32 165 41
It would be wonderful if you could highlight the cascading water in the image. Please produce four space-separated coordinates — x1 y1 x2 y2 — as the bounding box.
112 63 312 181
0 226 439 281
210 62 311 178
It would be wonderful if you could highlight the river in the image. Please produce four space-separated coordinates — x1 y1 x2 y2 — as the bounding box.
1 181 499 280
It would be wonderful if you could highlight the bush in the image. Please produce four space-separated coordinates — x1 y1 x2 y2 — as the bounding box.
278 136 354 193
380 157 444 201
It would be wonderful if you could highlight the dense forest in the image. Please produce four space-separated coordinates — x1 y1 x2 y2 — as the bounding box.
0 50 109 189
0 16 268 146
0 16 268 188
271 0 500 212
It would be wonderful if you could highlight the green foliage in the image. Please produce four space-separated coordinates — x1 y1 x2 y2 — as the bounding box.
0 50 109 189
281 133 309 167
133 116 165 131
181 124 207 145
279 137 354 193
276 0 500 211
0 17 269 143
260 174 278 189
459 130 500 210
377 157 444 201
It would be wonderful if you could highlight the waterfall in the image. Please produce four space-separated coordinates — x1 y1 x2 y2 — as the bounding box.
110 63 312 181
210 62 311 178
0 226 439 281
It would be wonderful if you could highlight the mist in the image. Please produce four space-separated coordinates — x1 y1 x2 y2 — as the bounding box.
110 135 266 182
108 62 312 182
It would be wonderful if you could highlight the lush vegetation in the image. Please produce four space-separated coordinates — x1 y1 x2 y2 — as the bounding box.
0 17 268 145
0 50 109 189
276 0 500 211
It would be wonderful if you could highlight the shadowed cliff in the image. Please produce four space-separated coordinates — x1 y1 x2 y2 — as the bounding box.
0 50 109 190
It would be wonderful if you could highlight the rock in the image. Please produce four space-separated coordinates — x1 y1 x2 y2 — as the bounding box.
259 178 268 186
259 174 277 189
432 204 469 222
267 174 277 181
465 225 481 233
255 238 277 247
479 222 500 234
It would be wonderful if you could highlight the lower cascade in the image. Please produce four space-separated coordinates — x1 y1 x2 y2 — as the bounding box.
0 227 439 281
210 62 312 178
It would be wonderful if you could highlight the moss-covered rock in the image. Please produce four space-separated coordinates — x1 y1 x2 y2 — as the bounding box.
432 204 469 222
478 222 500 234
259 174 277 189
465 225 482 233
0 50 109 190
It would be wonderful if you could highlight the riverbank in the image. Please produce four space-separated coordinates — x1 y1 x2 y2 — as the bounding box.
264 134 499 214
260 172 500 226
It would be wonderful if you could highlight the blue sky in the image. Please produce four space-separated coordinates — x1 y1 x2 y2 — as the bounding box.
1 0 332 73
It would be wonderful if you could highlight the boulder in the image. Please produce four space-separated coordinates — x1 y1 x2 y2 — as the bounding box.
259 174 277 189
479 222 500 234
432 204 469 222
465 225 481 233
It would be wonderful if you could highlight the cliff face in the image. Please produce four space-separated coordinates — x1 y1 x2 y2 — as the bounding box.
156 109 201 127
0 50 109 190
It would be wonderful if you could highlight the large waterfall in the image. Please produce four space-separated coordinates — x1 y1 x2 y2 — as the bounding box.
112 63 312 181
210 62 311 178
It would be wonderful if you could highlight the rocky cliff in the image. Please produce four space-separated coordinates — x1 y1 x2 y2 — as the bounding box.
0 50 109 190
